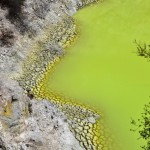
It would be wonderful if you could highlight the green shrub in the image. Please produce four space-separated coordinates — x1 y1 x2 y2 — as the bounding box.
134 40 150 59
131 102 150 150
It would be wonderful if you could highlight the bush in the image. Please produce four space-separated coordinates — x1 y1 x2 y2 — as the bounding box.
131 102 150 150
134 40 150 59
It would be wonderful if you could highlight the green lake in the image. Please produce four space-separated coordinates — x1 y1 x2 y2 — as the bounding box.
45 0 150 149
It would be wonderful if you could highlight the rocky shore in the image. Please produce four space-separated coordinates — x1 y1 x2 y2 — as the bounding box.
0 0 107 150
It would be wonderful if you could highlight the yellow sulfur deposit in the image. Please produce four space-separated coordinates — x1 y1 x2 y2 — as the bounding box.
18 1 113 149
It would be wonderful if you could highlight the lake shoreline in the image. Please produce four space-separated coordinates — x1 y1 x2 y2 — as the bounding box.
0 0 107 149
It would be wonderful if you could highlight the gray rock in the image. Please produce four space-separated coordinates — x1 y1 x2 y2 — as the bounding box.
0 78 82 150
0 0 102 149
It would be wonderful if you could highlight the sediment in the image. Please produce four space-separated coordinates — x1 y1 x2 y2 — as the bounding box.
0 0 111 149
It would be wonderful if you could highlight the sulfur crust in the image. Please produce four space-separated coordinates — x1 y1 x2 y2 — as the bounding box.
18 0 114 149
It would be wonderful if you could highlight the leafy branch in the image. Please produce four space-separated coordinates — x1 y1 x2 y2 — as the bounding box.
130 102 150 150
134 40 150 59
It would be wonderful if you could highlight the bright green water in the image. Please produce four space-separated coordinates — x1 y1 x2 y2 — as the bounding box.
46 0 150 149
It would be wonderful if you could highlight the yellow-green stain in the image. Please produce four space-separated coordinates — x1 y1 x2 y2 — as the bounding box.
2 102 13 118
42 0 150 150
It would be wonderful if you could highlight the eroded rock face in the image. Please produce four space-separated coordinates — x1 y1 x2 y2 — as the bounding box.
0 78 82 150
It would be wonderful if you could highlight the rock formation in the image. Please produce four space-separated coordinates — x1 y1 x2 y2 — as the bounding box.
0 0 110 150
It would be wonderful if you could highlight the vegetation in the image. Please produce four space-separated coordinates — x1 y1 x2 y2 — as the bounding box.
132 42 150 149
130 102 150 150
134 40 150 59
